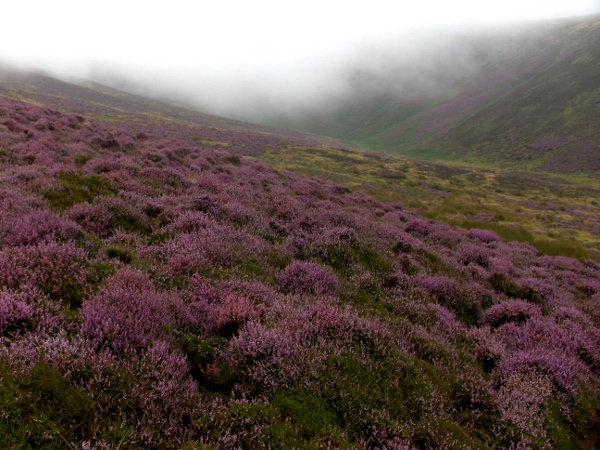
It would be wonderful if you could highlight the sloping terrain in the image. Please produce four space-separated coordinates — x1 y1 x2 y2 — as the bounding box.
0 75 600 448
259 146 600 261
0 65 343 156
278 16 600 174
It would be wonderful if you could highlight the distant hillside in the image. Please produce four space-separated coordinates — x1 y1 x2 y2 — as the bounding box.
274 16 600 175
0 65 344 156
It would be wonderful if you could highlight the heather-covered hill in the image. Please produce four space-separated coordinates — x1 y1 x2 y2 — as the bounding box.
1 91 600 448
272 16 600 175
0 65 343 157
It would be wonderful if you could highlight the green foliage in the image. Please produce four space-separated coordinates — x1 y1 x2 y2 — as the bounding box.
72 154 93 166
534 237 592 261
308 240 392 280
0 361 95 448
273 390 339 440
177 334 233 390
142 204 163 218
106 204 151 236
44 173 116 209
222 155 242 166
105 247 133 264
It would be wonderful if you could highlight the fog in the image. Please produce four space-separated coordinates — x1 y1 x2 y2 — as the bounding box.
2 1 599 124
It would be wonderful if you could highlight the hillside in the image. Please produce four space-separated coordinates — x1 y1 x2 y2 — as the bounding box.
0 65 343 156
274 16 600 175
0 72 600 448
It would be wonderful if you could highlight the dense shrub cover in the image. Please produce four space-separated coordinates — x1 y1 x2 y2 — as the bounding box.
0 95 599 448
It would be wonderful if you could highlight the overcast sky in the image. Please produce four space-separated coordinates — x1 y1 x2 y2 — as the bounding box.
2 1 599 117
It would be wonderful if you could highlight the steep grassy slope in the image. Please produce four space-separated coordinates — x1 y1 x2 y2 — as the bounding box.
1 88 600 449
437 18 600 172
276 16 600 174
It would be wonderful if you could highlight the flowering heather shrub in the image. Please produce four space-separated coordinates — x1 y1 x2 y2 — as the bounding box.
516 277 555 305
578 279 600 297
163 210 215 234
585 259 600 271
319 226 359 247
552 306 594 328
471 326 506 372
216 294 264 337
581 294 600 326
405 218 433 236
457 242 492 268
67 201 114 237
535 255 585 273
427 223 464 248
314 202 358 229
494 314 600 378
221 198 259 227
0 209 81 247
482 300 542 328
0 241 89 307
277 260 340 296
487 255 514 275
392 232 421 254
85 156 122 173
3 118 24 133
468 228 501 243
33 117 53 131
128 341 199 445
493 349 584 397
224 300 390 391
0 288 34 335
223 320 314 390
139 166 190 190
428 304 467 339
496 241 539 269
159 224 264 276
81 269 192 352
220 279 279 306
68 196 150 237
493 369 555 444
417 275 481 325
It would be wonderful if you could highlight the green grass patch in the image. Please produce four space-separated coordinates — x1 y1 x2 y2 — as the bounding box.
44 173 116 209
193 137 229 148
0 361 96 448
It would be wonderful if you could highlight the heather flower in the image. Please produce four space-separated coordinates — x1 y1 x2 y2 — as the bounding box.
277 260 340 297
493 370 554 443
0 241 89 306
0 288 34 335
67 201 114 237
516 277 554 305
552 306 594 328
216 294 264 337
584 259 600 272
468 228 501 243
392 232 421 254
482 300 541 328
428 303 467 339
81 269 192 353
457 243 491 268
578 279 600 297
405 219 433 236
493 348 583 396
0 209 81 247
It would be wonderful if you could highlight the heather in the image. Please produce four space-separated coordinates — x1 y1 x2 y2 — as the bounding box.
1 96 600 449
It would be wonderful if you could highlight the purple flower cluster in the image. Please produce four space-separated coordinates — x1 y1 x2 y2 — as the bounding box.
276 260 340 296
